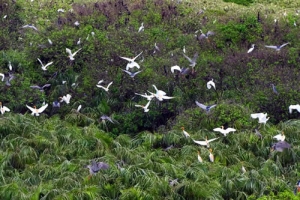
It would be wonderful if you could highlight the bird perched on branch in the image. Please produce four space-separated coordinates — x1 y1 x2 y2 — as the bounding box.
0 102 10 115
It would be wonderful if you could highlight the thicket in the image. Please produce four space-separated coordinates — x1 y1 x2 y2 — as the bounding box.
0 0 300 199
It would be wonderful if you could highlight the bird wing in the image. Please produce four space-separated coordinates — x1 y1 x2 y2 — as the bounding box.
97 162 109 170
126 62 140 70
208 137 219 143
195 101 207 110
26 105 35 112
251 113 263 119
162 95 175 100
37 58 43 66
37 104 48 113
145 101 151 108
0 73 4 81
119 56 132 62
171 65 181 73
3 106 10 112
213 128 223 132
133 70 142 76
44 62 53 68
107 82 113 89
207 31 214 36
66 48 73 56
30 85 42 90
97 80 104 85
72 48 82 56
265 45 278 49
208 104 217 110
226 128 236 132
192 52 199 63
42 84 51 89
132 51 143 61
122 69 132 75
192 139 207 146
183 53 192 63
198 33 206 39
280 43 289 48
135 104 144 108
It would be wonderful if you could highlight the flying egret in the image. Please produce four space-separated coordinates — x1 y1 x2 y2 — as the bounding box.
96 81 113 92
66 48 82 60
86 160 109 179
183 52 198 68
289 104 300 113
270 84 279 95
251 113 269 124
121 69 142 78
0 73 4 81
197 151 203 163
195 101 216 112
0 102 10 114
181 127 190 138
150 85 174 101
170 65 182 74
273 132 285 141
22 24 38 31
59 94 72 104
271 141 291 152
213 126 236 136
247 44 255 53
208 149 214 162
135 92 155 101
135 101 151 112
192 136 219 148
100 115 115 124
198 30 214 42
138 22 144 32
265 43 289 51
120 52 143 70
207 79 216 89
37 58 53 71
30 84 51 92
170 65 190 76
26 104 48 116
120 52 143 63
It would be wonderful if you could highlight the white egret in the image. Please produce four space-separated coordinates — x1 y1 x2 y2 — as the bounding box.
195 101 216 112
273 132 285 141
135 101 151 112
192 136 219 148
135 93 155 101
77 38 81 45
197 151 203 163
251 113 269 124
0 73 5 81
26 104 48 116
37 58 53 71
208 149 214 162
96 81 113 92
48 38 53 45
181 127 190 138
22 24 38 31
213 126 236 136
247 44 255 53
57 8 65 12
138 22 144 32
121 69 142 78
0 102 10 114
59 94 72 104
8 61 12 71
207 79 216 89
289 104 300 113
66 48 82 60
265 43 289 51
30 84 51 91
120 52 143 63
77 105 82 112
74 21 80 26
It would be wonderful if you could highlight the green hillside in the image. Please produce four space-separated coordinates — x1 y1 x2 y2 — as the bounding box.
0 0 300 199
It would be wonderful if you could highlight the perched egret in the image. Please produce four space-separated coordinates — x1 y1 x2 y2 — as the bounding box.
192 136 219 148
37 58 53 71
208 149 214 162
8 61 12 71
135 101 151 112
265 43 289 51
247 44 255 53
77 38 81 45
241 165 246 174
289 104 300 113
273 132 285 141
271 141 291 152
30 84 51 92
197 151 203 163
213 126 236 136
195 101 216 112
138 22 144 32
66 48 82 60
207 79 216 89
153 43 160 53
59 94 72 104
74 21 80 26
96 81 113 92
57 8 65 12
0 73 4 81
48 38 53 45
181 127 190 138
0 102 10 114
183 46 186 53
26 104 48 116
77 105 82 112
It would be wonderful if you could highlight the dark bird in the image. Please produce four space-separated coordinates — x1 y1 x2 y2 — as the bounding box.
271 141 291 152
271 84 279 95
86 160 109 179
195 101 216 112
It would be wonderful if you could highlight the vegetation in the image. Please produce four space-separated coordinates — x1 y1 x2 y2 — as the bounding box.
0 0 300 199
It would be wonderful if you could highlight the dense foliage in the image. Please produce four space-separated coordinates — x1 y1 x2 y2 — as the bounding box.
0 0 300 199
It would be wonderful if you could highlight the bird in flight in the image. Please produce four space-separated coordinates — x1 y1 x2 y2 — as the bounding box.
265 43 289 51
66 48 82 60
195 101 216 112
37 58 53 71
26 104 48 116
